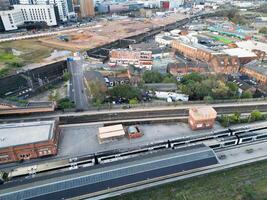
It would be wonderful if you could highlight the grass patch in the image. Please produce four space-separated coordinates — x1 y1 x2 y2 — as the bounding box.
0 39 57 77
0 39 54 64
211 35 234 44
109 159 267 200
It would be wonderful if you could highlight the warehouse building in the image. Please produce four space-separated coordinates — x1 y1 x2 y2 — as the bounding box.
189 106 217 130
0 120 60 164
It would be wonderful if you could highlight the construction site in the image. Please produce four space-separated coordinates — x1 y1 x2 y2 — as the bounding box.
39 12 187 51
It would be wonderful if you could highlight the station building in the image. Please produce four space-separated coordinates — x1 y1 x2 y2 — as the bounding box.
0 120 60 164
189 107 217 130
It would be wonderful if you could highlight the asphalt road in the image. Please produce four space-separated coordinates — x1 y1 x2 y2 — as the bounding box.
68 58 89 111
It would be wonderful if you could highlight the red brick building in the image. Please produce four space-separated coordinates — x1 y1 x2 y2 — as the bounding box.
109 49 153 70
171 40 240 74
167 62 209 76
189 107 217 131
241 60 267 84
209 54 240 74
0 120 60 164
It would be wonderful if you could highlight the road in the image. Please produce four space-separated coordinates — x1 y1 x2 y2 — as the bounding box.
68 57 89 111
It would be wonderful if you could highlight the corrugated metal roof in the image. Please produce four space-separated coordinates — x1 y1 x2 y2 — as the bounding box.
0 145 218 200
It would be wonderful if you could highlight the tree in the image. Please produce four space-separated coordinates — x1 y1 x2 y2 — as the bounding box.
129 98 138 105
220 115 230 127
63 71 71 82
250 110 263 122
181 72 203 83
203 96 213 102
162 74 176 83
212 81 229 99
109 85 141 100
259 27 267 34
241 90 253 99
87 80 107 104
142 71 163 83
227 82 239 98
57 98 75 109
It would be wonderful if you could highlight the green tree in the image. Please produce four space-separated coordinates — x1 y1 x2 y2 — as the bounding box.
227 82 239 98
129 98 138 105
162 75 176 83
109 85 141 100
241 90 253 99
142 71 163 83
63 71 71 82
57 98 75 109
220 115 230 127
181 72 203 83
88 80 107 104
203 95 213 102
259 27 267 34
212 81 229 99
250 110 263 122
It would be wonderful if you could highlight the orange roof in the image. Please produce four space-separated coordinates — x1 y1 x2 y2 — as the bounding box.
189 106 217 120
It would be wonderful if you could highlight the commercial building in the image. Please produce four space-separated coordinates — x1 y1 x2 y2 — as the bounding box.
241 60 267 84
98 124 125 144
14 4 58 26
0 4 57 31
19 0 75 22
0 9 24 31
189 106 217 130
109 49 153 70
0 120 60 164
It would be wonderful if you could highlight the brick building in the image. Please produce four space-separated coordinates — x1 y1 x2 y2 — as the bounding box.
0 120 60 164
209 54 240 74
171 40 240 74
241 60 267 84
109 49 153 70
171 40 214 63
188 107 217 131
167 62 209 76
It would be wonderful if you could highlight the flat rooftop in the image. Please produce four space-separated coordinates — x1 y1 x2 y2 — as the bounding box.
0 121 55 149
58 122 223 157
189 107 217 120
222 48 257 58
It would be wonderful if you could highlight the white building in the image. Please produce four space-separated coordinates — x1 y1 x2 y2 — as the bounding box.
19 0 75 22
0 4 57 31
14 4 57 26
49 0 75 22
0 9 24 31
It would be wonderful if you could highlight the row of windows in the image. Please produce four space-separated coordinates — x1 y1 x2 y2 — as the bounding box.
20 8 53 22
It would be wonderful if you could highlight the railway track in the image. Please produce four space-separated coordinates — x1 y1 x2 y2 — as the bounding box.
3 124 267 181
